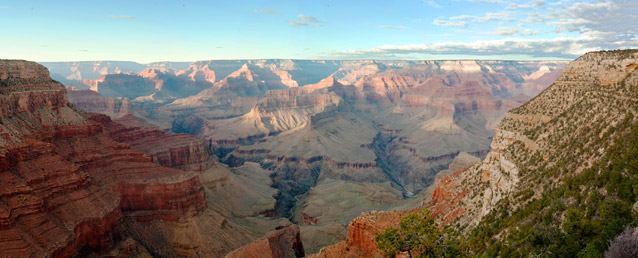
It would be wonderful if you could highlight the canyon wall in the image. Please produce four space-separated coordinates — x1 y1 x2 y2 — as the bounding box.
0 60 207 257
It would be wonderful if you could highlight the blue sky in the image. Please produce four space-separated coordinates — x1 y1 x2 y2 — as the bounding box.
0 0 636 62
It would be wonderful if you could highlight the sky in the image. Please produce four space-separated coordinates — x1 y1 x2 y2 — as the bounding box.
0 0 636 63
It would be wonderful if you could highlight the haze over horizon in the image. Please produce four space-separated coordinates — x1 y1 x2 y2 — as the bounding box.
1 0 637 63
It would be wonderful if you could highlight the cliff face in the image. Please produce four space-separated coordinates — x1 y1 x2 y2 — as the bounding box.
0 60 207 257
67 89 131 118
94 114 211 172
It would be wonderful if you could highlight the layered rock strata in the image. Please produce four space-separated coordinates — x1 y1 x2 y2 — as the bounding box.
0 60 206 257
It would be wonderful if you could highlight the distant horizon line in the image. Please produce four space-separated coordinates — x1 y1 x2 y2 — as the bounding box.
32 58 574 64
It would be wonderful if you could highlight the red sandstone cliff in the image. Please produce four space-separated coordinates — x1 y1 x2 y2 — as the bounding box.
93 113 211 172
0 60 206 257
67 89 131 118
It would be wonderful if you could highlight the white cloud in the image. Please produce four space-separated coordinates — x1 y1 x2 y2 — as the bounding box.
331 36 635 59
491 27 537 36
449 15 474 20
506 4 531 10
531 0 545 8
433 19 468 28
335 0 638 60
475 12 513 22
297 14 324 24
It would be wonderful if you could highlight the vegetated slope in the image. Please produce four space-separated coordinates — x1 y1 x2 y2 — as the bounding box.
447 49 638 257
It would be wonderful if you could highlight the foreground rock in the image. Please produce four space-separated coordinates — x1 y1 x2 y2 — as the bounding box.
225 225 305 258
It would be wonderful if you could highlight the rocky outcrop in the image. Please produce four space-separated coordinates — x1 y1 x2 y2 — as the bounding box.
225 225 305 258
0 60 207 257
94 114 211 171
67 89 131 118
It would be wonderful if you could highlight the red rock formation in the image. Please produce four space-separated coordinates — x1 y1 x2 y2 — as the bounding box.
0 60 207 257
309 210 416 258
67 89 131 118
94 113 211 171
225 225 305 258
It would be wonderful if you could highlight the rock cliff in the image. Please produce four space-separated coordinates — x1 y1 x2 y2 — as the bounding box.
0 60 207 257
67 89 131 118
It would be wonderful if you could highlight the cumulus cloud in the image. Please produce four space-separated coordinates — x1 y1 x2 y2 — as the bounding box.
449 15 474 20
433 19 468 28
105 15 136 20
475 12 513 22
253 9 282 15
337 0 638 59
491 27 537 36
551 0 638 35
331 36 636 59
506 4 531 10
434 11 512 28
531 0 545 8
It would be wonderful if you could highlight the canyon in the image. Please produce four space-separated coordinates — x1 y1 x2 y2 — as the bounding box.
37 59 568 255
9 51 632 256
